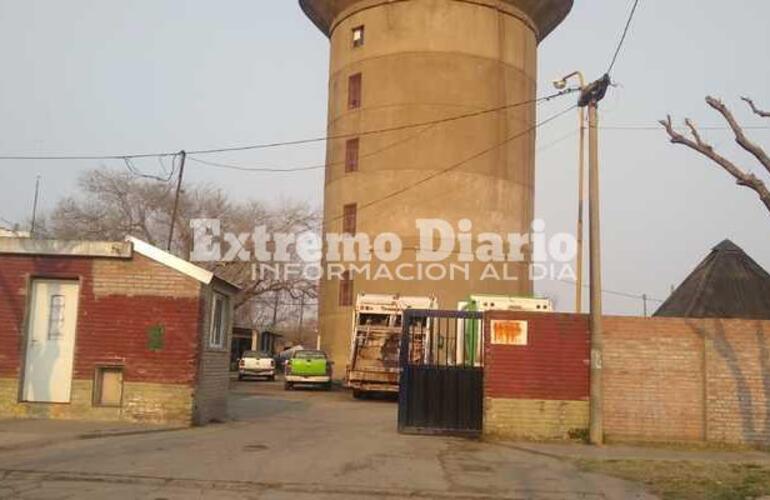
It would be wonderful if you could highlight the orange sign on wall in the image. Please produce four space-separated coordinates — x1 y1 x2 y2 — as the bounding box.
491 320 528 346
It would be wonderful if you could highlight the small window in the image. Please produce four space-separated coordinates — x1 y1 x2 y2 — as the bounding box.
339 271 354 307
47 295 65 340
209 292 229 349
352 26 365 48
345 138 360 173
348 73 362 109
343 203 357 235
94 367 123 407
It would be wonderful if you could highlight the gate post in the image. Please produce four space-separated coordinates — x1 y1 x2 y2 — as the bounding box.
397 309 414 432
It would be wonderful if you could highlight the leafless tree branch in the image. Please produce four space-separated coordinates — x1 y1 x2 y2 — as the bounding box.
684 118 704 147
706 96 770 175
742 96 770 118
46 167 322 316
659 114 770 215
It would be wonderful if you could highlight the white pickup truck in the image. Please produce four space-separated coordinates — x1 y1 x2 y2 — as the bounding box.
238 351 276 381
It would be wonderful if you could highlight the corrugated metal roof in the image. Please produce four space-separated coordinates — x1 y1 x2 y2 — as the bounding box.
655 239 770 320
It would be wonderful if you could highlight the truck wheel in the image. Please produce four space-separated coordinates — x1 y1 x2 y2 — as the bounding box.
284 382 293 391
324 382 332 391
237 373 244 381
353 389 365 400
268 375 276 382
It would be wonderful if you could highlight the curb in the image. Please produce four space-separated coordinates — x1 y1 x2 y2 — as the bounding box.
0 425 187 454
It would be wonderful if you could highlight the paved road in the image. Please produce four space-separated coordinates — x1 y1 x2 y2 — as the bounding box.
0 378 655 499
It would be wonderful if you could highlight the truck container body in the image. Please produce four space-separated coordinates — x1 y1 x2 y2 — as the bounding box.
346 293 437 396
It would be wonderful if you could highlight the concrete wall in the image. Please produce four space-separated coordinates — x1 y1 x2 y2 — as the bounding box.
306 0 571 372
483 313 770 447
0 252 229 425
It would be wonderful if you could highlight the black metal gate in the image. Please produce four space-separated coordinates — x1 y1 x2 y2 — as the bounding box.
398 309 484 437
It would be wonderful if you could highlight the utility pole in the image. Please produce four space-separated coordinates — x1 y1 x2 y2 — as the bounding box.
576 106 586 313
30 175 41 237
580 74 611 446
298 294 305 345
552 72 586 314
167 150 187 252
643 294 648 318
272 290 280 327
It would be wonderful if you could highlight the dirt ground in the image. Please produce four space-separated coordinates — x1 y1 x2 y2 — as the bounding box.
0 376 654 499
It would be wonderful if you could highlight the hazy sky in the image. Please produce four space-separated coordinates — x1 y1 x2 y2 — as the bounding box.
1 0 768 315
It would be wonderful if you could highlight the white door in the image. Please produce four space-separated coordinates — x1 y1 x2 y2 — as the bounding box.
22 280 80 403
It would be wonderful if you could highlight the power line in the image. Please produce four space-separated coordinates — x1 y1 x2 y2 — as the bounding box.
189 156 324 173
188 123 438 173
533 126 769 152
122 154 178 182
0 90 577 162
537 130 579 153
535 124 767 153
321 103 578 231
602 125 770 131
187 90 574 156
607 0 642 75
552 276 665 303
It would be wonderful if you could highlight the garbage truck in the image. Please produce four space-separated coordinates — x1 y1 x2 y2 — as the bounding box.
346 293 438 398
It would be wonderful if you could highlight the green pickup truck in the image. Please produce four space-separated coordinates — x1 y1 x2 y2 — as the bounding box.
284 350 333 391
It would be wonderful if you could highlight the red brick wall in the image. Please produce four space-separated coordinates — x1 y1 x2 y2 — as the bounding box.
604 317 770 446
483 313 770 446
604 317 705 442
484 312 590 401
704 319 770 445
0 255 91 377
0 253 203 386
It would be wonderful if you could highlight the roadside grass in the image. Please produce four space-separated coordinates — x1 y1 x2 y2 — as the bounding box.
577 459 770 500
604 438 769 454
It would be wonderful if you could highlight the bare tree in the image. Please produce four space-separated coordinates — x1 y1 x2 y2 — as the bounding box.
47 168 321 316
208 199 320 311
50 169 176 244
660 96 770 215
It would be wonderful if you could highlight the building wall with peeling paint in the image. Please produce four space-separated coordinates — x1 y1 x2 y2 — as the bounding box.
0 252 233 426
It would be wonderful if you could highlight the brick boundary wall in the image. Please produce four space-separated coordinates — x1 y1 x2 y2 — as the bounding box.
604 317 770 446
483 311 590 440
483 313 770 447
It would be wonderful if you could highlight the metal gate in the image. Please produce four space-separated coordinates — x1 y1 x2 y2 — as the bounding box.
398 309 484 436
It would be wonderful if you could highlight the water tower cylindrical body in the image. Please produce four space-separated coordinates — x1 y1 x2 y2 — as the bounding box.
300 0 573 370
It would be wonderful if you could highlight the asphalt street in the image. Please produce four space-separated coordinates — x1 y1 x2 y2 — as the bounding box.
0 378 654 499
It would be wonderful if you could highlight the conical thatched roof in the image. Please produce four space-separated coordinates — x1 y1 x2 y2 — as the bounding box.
655 240 770 320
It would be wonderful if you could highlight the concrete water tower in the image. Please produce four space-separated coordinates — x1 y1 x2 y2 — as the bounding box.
300 0 573 370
